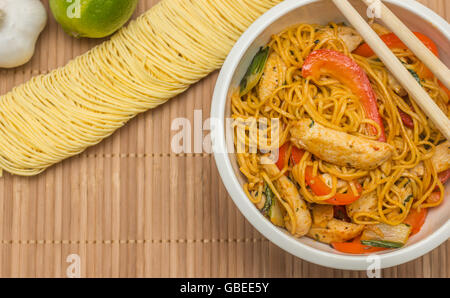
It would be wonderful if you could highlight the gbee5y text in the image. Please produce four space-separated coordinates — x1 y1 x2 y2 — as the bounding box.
179 282 270 295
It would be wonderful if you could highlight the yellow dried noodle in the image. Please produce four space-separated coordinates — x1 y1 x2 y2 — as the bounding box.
0 0 283 176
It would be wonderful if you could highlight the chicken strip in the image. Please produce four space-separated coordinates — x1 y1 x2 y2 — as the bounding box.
317 25 363 52
290 119 393 170
432 141 450 173
346 191 378 219
257 51 287 102
337 26 363 52
308 218 364 244
311 204 334 228
405 142 449 178
260 162 312 237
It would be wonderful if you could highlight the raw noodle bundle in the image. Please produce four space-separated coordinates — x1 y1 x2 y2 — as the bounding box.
0 0 283 176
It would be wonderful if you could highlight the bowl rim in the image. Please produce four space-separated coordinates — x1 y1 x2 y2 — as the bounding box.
211 0 450 270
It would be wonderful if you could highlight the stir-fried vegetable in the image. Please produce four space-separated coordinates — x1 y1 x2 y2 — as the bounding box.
360 223 412 248
438 169 450 185
399 107 415 128
355 31 449 105
269 197 285 227
304 166 363 205
404 208 428 235
302 49 386 142
427 192 442 204
275 143 290 171
353 32 439 58
353 32 448 128
332 237 388 254
290 146 305 165
262 184 284 227
360 240 404 249
262 184 274 215
240 47 270 97
407 68 422 85
289 144 363 205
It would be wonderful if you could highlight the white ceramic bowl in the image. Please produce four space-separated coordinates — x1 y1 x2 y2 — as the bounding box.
211 0 450 270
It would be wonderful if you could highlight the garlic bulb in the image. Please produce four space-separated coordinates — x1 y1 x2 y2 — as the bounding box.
0 0 47 68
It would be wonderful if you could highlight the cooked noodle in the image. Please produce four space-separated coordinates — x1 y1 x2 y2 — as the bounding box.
233 23 448 231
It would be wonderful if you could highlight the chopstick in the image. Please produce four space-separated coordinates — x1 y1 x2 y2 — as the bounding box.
360 0 450 89
331 0 450 140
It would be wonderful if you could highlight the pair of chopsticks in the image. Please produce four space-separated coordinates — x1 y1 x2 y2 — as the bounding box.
332 0 450 140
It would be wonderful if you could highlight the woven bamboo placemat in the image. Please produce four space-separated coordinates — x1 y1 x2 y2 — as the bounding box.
0 0 448 278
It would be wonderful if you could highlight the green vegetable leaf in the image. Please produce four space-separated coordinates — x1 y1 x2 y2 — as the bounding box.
240 47 270 97
404 194 413 206
262 184 274 216
408 68 422 86
399 60 423 86
361 240 404 249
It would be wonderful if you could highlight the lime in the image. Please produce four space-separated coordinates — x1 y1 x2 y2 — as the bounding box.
49 0 138 38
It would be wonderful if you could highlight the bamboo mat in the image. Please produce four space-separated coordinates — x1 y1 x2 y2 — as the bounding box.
0 0 448 278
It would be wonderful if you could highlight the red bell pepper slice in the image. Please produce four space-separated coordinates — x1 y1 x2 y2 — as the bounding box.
404 207 428 236
427 192 442 205
332 237 387 254
305 166 363 205
290 145 362 205
430 169 450 191
399 108 414 128
302 49 386 142
438 169 450 185
355 32 449 96
353 32 439 58
290 146 305 165
275 143 290 171
428 169 447 202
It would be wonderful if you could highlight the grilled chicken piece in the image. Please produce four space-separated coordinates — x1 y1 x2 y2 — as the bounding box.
406 142 449 177
308 219 364 244
257 52 287 102
337 26 363 52
432 141 450 173
388 73 407 96
316 26 363 52
346 191 378 219
290 119 393 170
260 162 312 237
410 162 425 176
311 204 334 228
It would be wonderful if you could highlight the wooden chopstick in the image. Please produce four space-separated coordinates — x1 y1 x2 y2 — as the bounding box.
331 0 450 140
361 0 450 89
